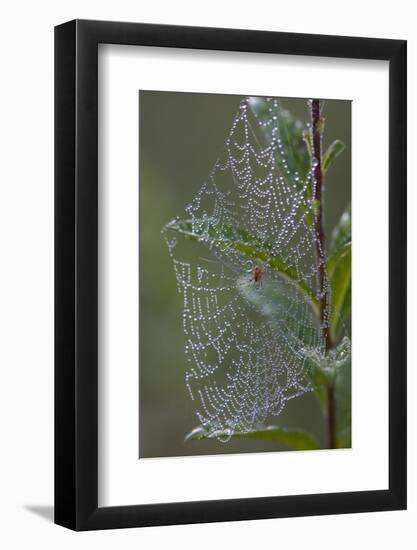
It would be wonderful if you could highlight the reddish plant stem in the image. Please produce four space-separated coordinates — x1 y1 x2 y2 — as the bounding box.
310 99 336 449
311 99 332 352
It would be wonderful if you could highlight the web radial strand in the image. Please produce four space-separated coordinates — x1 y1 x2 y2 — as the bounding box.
164 97 330 441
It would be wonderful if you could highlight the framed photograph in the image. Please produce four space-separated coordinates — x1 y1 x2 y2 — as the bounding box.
55 19 406 530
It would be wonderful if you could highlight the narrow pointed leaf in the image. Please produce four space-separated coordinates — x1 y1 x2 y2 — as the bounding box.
328 205 352 339
326 241 351 274
322 140 346 174
329 246 351 340
330 204 351 255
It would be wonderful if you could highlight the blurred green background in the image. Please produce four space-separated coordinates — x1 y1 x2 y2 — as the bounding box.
139 91 351 458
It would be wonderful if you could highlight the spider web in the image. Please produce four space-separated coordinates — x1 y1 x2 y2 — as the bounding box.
163 97 330 441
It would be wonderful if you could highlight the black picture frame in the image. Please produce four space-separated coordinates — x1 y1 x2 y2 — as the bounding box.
55 19 407 531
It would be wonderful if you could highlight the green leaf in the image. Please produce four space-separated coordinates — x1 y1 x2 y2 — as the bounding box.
329 245 351 340
306 360 328 410
249 99 332 230
326 241 351 275
330 204 351 256
327 206 352 340
330 247 352 339
305 338 351 448
164 218 317 306
303 337 351 382
336 426 351 448
303 128 312 158
335 358 351 448
185 425 319 450
322 140 346 174
304 337 351 418
249 99 311 182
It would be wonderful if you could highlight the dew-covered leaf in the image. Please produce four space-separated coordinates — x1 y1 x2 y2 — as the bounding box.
165 218 318 305
304 337 351 419
249 98 311 182
303 337 351 382
185 425 319 450
322 139 346 174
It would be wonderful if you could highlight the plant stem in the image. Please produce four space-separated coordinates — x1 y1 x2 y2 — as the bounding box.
310 99 336 449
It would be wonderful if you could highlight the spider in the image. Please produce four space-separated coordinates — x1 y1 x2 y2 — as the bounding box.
251 264 263 284
237 262 265 289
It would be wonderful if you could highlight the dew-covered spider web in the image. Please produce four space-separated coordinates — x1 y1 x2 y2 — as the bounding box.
163 97 332 442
